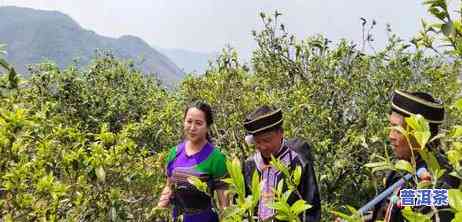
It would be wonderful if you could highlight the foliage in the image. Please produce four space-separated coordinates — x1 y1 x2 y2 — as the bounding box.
268 157 311 222
1 1 462 221
181 10 460 220
0 53 177 221
215 158 310 222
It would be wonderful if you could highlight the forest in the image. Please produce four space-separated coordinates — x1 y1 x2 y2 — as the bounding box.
1 0 462 221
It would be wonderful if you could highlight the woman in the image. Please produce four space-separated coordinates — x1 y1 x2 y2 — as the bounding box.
157 101 228 222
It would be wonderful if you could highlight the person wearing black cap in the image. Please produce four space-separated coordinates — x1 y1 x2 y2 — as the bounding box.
242 105 321 222
369 90 459 222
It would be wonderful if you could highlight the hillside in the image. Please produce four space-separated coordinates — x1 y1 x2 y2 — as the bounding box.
0 6 185 85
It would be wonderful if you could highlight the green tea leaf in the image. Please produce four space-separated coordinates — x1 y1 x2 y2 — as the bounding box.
448 150 462 168
293 165 302 186
452 212 462 222
268 201 290 213
401 206 431 222
449 189 462 211
452 127 462 138
419 149 441 174
395 160 414 174
290 199 311 215
454 99 462 111
251 169 261 204
187 176 209 195
96 166 106 183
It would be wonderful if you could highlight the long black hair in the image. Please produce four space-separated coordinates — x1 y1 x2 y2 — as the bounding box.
184 101 214 142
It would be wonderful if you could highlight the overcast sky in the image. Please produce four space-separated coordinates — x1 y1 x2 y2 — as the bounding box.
2 0 430 58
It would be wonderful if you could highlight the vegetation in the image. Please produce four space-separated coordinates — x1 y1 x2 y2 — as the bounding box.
1 0 462 221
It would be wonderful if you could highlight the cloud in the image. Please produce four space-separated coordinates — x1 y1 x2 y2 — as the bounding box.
3 0 429 59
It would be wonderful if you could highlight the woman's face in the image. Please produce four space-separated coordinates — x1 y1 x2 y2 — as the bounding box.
184 107 208 143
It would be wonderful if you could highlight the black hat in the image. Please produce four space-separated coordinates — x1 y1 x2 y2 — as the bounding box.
391 90 444 124
244 108 283 135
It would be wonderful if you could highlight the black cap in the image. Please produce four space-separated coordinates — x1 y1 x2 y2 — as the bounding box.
244 109 283 135
391 90 444 124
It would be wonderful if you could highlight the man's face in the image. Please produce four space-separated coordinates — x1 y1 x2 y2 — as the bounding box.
388 111 412 160
253 129 283 158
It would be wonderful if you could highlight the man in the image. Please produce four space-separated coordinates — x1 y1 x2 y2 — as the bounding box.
242 105 321 222
370 90 459 221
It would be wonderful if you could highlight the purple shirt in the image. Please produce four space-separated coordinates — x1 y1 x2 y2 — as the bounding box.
166 141 220 222
166 141 214 177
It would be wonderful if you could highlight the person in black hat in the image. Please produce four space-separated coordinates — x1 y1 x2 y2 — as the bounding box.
369 90 459 222
242 105 321 222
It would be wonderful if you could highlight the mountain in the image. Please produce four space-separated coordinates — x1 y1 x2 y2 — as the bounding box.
157 48 218 74
0 6 185 85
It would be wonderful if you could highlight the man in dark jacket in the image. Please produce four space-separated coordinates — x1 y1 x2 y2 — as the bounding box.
242 105 321 222
370 90 459 222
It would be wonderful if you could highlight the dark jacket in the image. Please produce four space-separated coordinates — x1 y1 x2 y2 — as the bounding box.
243 138 321 222
371 155 459 222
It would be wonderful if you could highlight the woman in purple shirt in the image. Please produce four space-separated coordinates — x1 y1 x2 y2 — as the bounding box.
156 101 228 222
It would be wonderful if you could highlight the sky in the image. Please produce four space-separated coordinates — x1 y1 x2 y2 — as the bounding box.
1 0 430 59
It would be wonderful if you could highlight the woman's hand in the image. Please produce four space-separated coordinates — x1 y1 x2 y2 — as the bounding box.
216 189 229 209
156 183 172 208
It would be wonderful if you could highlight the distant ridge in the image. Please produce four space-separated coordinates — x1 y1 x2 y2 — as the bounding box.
0 6 185 85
